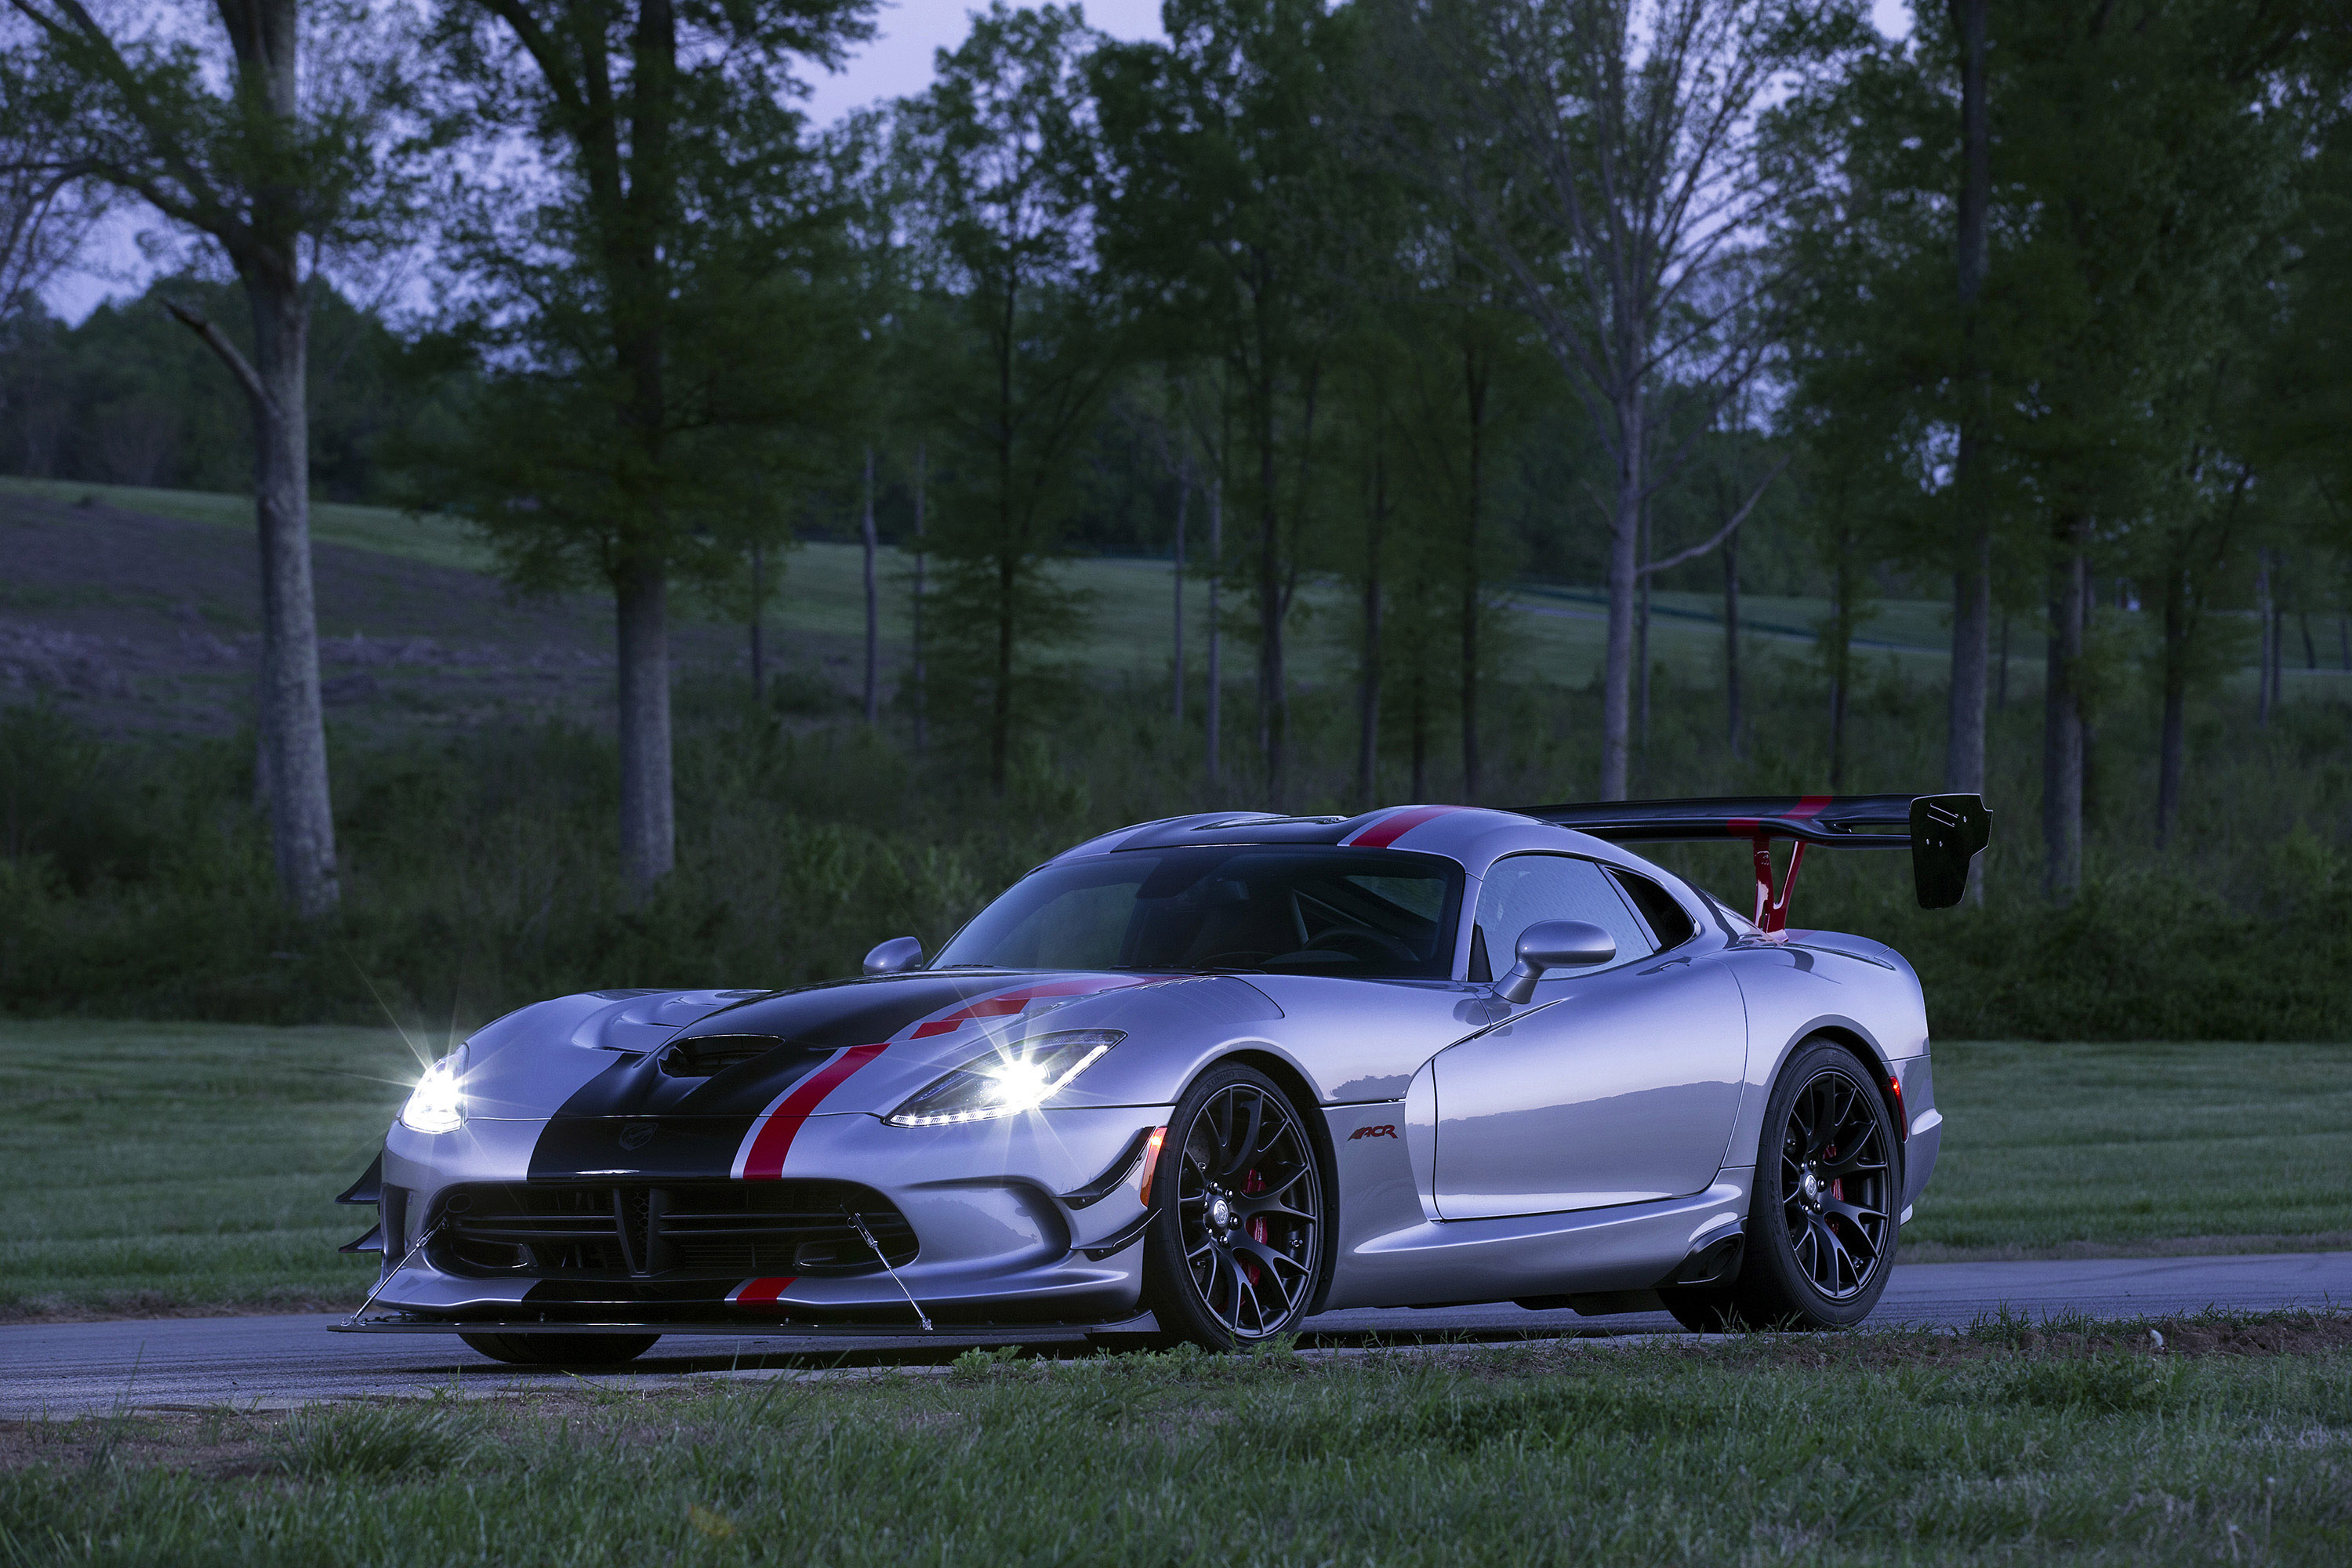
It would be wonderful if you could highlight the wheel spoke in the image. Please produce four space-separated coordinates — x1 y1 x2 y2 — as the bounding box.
1220 1092 1264 1179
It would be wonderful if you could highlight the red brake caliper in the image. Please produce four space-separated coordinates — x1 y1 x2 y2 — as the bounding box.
1242 1169 1267 1286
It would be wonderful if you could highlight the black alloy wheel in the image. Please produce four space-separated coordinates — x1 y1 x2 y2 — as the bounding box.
1141 1063 1326 1348
1672 1038 1900 1333
458 1331 661 1367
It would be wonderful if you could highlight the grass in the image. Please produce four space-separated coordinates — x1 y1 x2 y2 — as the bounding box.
19 473 2352 696
0 473 1999 689
4 1317 2350 1564
1911 1040 2352 1257
2 1020 2344 1319
0 1022 417 1319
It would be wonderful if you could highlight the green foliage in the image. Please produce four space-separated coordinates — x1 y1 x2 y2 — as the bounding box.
0 279 426 500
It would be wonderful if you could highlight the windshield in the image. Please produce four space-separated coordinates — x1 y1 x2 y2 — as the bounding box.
933 847 1465 979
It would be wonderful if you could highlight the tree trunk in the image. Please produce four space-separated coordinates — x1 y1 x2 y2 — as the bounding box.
1206 477 1222 787
2300 608 2315 671
1600 390 1642 800
1459 346 1486 801
616 557 675 895
2337 611 2348 671
2041 522 2087 901
749 539 766 701
1994 607 2010 710
1257 394 1286 806
1944 0 1993 797
911 441 927 754
1359 445 1386 811
1947 528 1991 791
1173 448 1188 724
1410 652 1428 800
861 446 879 725
241 272 339 919
1828 517 1853 793
2255 549 2274 726
1722 524 1742 758
1635 500 1652 779
2156 566 2188 849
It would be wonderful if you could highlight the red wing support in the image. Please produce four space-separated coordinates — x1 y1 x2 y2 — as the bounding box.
1751 837 1808 933
1510 793 1992 927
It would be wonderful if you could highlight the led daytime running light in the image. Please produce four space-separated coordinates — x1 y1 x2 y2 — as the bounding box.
886 1030 1123 1127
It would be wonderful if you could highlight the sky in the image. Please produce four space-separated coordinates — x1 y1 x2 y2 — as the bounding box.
44 0 1918 323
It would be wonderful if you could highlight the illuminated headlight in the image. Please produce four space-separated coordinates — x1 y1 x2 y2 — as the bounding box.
399 1054 466 1134
885 1030 1122 1127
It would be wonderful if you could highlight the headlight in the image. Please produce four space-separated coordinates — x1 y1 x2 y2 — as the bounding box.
885 1030 1122 1127
400 1054 465 1134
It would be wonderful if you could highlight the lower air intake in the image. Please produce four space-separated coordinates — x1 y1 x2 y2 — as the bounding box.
434 1180 916 1279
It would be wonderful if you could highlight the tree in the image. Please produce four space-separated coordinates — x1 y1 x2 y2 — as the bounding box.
1991 0 2300 897
4 0 434 916
1370 0 1859 798
1094 0 1355 804
895 2 1124 793
417 0 871 895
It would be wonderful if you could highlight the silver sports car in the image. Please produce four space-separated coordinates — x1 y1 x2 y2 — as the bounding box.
335 793 1988 1362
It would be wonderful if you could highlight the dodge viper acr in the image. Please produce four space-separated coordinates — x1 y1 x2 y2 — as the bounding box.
334 793 1988 1363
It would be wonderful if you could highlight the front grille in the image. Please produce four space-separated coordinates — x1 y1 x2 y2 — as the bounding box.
434 1180 916 1279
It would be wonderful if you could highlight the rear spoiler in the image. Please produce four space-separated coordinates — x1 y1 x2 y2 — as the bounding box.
1509 793 1991 933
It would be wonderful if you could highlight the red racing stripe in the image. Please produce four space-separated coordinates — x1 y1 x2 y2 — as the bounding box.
1346 805 1459 850
737 1042 887 1179
909 976 1145 1040
728 1276 794 1308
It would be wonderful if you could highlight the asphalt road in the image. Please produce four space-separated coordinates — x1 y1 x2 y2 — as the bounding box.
6 1251 2347 1417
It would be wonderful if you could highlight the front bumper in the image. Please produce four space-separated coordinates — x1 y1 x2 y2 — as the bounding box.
351 1106 1171 1331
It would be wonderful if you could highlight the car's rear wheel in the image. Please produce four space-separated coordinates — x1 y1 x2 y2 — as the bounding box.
458 1332 660 1367
1721 1038 1900 1330
1140 1063 1326 1349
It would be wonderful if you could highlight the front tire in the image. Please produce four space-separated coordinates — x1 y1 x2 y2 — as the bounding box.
1724 1038 1900 1330
458 1332 660 1367
1140 1063 1326 1349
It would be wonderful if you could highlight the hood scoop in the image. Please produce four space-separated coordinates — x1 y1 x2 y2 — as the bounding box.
660 1035 789 1078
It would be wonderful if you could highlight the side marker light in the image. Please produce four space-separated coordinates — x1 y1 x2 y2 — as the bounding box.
1137 1126 1167 1207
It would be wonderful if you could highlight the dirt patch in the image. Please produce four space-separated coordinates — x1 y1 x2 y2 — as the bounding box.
0 488 862 737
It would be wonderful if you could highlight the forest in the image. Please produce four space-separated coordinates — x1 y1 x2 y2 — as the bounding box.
1 0 2347 1033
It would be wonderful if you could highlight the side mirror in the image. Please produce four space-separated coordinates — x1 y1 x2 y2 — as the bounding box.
862 936 924 977
1495 920 1615 1004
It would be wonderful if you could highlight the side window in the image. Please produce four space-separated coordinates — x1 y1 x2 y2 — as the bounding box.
1610 869 1697 951
1472 855 1657 978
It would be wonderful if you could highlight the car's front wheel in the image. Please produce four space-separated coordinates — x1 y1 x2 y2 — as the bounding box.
1139 1063 1327 1349
1709 1038 1900 1331
458 1332 660 1367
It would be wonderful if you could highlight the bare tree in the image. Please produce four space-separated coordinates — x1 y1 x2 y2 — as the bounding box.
1371 0 1845 797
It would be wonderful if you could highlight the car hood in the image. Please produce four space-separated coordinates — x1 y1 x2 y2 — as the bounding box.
457 970 1287 1122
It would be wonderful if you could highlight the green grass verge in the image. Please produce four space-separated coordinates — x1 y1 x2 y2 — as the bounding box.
3 1022 2346 1319
0 1022 416 1318
1914 1040 2352 1256
5 1322 2350 1564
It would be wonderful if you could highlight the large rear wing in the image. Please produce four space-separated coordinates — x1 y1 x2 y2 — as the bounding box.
1509 793 1991 933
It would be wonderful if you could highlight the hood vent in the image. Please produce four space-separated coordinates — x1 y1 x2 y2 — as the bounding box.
660 1034 788 1078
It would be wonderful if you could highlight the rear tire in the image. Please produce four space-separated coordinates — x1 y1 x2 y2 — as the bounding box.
1140 1063 1327 1350
1724 1038 1900 1330
458 1332 660 1367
